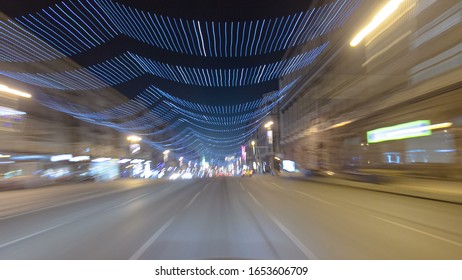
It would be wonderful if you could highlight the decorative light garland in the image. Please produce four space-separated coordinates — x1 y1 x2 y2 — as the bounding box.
1 0 361 62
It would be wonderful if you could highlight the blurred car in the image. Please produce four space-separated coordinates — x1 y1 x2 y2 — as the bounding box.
241 170 253 177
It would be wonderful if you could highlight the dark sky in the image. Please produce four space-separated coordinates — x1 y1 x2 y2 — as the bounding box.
2 0 318 20
2 0 320 105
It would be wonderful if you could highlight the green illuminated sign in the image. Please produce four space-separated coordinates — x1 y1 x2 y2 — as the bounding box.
367 120 432 143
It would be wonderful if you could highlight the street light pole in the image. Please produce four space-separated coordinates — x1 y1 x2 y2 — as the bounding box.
264 121 274 175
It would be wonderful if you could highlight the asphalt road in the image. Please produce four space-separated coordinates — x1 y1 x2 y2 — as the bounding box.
0 176 461 259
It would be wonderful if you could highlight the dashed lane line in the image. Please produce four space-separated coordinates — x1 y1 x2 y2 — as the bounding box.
371 215 462 248
244 188 319 259
129 217 176 260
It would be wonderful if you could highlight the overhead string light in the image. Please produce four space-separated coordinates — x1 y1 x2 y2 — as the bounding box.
34 80 297 158
0 44 325 89
35 79 296 129
1 0 362 62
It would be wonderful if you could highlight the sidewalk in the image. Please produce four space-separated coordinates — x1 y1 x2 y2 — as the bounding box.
279 172 462 204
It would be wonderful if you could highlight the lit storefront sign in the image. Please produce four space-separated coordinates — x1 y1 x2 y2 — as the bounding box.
267 130 273 144
282 160 296 172
367 120 452 143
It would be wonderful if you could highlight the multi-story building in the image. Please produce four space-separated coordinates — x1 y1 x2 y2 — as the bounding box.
0 12 155 178
277 0 462 177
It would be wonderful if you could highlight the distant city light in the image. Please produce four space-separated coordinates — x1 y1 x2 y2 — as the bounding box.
69 156 90 162
0 106 27 116
50 154 73 162
91 157 112 162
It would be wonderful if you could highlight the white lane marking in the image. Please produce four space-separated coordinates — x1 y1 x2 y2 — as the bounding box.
0 190 123 221
295 190 338 207
184 192 202 210
183 183 209 210
371 215 462 248
240 183 245 191
0 183 170 221
244 189 318 259
272 183 286 191
129 217 175 260
0 187 174 248
246 190 263 208
0 191 156 249
0 189 100 213
267 213 319 260
271 182 337 207
0 221 71 250
106 193 152 211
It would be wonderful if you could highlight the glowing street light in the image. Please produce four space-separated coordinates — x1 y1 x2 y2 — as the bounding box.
126 135 142 142
350 0 404 47
264 121 274 129
163 150 170 163
0 84 32 98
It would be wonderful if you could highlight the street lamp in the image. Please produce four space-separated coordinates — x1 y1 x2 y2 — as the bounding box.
127 135 142 155
251 140 257 173
350 0 404 47
0 84 32 98
264 121 275 174
127 135 142 142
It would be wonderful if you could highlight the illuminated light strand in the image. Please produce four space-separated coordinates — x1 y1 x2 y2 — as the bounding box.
1 0 361 62
158 128 258 148
35 79 296 127
34 81 295 160
33 79 298 158
0 45 326 90
37 85 277 134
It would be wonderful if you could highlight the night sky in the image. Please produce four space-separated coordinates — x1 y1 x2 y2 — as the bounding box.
2 0 318 105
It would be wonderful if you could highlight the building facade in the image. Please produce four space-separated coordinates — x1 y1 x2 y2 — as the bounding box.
278 0 462 177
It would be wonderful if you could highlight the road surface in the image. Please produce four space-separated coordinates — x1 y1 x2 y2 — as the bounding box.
0 176 461 259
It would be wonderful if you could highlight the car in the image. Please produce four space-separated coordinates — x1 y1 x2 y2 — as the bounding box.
241 170 253 177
